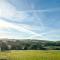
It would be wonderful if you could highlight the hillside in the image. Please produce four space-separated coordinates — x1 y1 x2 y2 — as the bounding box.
0 39 60 51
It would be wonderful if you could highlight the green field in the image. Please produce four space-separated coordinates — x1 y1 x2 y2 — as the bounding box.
0 50 60 60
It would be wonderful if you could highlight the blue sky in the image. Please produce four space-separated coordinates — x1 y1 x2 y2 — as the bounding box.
0 0 60 41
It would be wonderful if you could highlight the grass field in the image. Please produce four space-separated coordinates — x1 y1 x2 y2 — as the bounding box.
0 50 60 60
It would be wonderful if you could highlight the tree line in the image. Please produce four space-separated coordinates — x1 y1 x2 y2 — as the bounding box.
0 39 60 51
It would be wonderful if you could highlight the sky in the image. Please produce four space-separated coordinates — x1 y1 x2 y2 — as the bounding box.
0 0 60 41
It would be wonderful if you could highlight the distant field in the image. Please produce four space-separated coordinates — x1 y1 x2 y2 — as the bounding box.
0 50 60 60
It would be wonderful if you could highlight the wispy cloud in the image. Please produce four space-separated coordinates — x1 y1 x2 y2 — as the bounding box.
19 8 60 12
0 0 60 40
0 0 29 22
0 18 44 38
0 0 15 18
0 0 52 40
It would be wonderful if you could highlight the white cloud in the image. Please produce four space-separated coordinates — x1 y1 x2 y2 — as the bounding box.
0 20 43 39
15 11 29 20
0 33 18 39
0 19 44 37
18 24 32 30
0 0 55 40
0 0 16 18
27 34 48 40
0 0 29 21
0 0 46 39
0 19 11 29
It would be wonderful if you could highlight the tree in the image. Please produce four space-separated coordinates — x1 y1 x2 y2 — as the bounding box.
1 42 8 51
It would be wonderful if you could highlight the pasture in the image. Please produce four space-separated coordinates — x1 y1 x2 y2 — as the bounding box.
0 50 60 60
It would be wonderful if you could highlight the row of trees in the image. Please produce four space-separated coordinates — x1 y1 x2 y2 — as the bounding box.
0 39 60 51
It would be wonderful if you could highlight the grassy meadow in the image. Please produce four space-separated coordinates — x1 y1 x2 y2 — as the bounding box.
0 50 60 60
